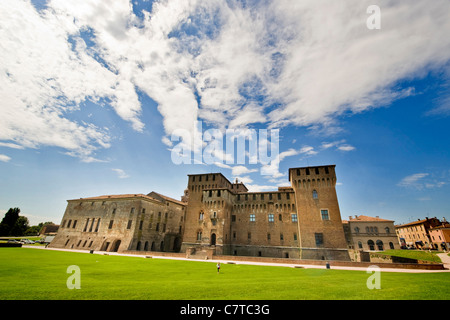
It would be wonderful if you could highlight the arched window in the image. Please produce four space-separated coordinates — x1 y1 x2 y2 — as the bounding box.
354 227 360 234
385 227 390 234
367 240 375 250
358 241 363 249
376 240 384 251
389 242 395 249
312 190 318 199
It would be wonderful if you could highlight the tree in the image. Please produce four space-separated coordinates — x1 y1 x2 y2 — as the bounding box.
0 208 20 236
10 216 29 237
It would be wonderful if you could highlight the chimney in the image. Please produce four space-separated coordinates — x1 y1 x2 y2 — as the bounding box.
349 216 352 220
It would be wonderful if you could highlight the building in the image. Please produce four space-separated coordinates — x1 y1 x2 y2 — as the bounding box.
180 165 349 261
429 220 450 251
342 215 400 251
50 165 350 261
49 193 186 253
395 217 441 249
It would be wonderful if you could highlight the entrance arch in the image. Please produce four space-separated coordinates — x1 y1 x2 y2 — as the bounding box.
210 233 216 246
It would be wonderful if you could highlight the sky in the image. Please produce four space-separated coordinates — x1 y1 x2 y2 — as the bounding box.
1 0 450 226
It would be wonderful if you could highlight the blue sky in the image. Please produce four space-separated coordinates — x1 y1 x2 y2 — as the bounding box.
1 0 450 226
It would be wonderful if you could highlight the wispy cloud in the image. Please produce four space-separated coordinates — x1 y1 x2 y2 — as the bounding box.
112 168 130 179
397 172 446 190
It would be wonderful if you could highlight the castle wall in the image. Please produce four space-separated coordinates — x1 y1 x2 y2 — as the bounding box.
49 194 185 253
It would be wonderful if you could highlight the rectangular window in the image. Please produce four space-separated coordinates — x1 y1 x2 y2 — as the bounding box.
321 209 329 220
231 215 236 222
127 220 132 229
280 233 284 241
291 214 298 222
268 214 274 222
139 220 143 230
315 233 324 246
249 214 256 222
108 220 114 229
293 233 297 241
95 218 101 232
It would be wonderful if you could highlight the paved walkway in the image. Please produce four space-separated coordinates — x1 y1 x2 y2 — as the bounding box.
437 252 450 269
23 246 450 273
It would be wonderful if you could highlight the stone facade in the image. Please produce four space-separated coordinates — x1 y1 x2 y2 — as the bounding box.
49 193 186 253
51 165 350 261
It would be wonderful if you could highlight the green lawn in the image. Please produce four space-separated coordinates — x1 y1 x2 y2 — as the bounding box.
0 248 449 300
380 249 443 263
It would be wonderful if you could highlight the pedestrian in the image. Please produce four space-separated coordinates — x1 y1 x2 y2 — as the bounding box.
216 262 221 274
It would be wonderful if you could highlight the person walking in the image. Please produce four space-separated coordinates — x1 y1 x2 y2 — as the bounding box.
216 262 221 274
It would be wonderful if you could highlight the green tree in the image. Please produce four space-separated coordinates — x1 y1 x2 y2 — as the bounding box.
0 207 20 236
10 216 29 237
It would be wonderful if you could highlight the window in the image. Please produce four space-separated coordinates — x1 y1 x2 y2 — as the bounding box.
250 214 256 222
385 227 390 234
358 241 363 249
315 233 323 246
368 240 375 250
197 232 202 241
267 233 271 240
293 233 297 241
127 220 132 229
268 214 274 222
279 214 282 221
280 233 284 241
139 220 143 230
312 190 318 199
291 214 298 222
321 209 329 220
108 220 114 229
231 215 236 222
248 232 251 240
95 218 101 232
354 227 360 233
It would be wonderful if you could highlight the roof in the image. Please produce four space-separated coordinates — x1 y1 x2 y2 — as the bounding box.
146 191 187 206
395 217 440 228
343 215 394 223
69 193 186 206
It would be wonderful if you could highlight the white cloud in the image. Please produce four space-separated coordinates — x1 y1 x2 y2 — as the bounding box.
337 145 356 152
398 173 429 188
397 172 446 190
231 165 258 177
112 168 130 179
2 0 450 164
0 154 11 162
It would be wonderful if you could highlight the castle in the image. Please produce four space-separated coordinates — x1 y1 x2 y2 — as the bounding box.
49 165 350 261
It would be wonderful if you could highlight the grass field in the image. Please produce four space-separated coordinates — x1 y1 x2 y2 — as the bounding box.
0 248 449 300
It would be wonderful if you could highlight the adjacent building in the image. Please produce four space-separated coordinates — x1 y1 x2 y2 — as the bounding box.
395 217 441 249
429 220 450 251
342 215 400 251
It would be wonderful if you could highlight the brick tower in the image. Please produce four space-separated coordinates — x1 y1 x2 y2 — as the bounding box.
289 165 349 260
